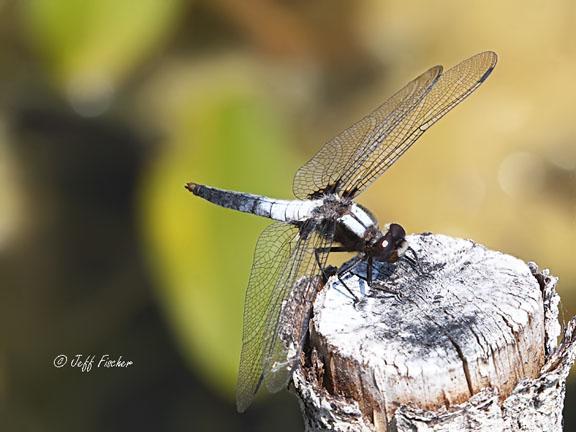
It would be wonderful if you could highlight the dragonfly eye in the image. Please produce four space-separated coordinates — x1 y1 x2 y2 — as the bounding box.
388 223 406 240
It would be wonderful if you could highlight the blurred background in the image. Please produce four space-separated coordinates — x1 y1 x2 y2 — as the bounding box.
0 0 574 430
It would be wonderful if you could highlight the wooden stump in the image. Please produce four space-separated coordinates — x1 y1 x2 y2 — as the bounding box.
291 233 576 432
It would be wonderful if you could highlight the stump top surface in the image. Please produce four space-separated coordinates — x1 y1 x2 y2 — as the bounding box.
311 233 545 411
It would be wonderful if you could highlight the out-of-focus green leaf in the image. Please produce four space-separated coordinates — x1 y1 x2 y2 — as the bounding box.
140 64 296 397
21 0 182 92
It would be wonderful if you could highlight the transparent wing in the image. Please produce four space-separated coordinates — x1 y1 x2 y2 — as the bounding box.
293 64 443 199
235 221 332 412
339 51 497 197
293 51 497 199
262 225 332 394
236 222 297 413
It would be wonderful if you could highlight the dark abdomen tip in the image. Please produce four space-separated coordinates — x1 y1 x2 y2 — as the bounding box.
185 182 199 194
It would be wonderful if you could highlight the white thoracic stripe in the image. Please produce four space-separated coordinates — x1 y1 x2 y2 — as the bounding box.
339 214 367 237
338 204 376 237
350 204 374 227
259 198 322 222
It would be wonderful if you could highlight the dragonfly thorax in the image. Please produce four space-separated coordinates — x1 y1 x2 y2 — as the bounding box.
333 202 408 263
336 202 379 239
311 194 352 219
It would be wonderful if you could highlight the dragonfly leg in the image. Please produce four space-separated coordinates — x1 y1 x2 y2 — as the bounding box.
315 246 353 254
337 273 360 304
406 245 418 260
314 246 350 283
363 257 402 296
402 246 425 276
314 246 364 303
366 256 373 284
335 255 364 304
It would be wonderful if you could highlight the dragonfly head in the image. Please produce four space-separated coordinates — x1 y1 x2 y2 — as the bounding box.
372 223 407 263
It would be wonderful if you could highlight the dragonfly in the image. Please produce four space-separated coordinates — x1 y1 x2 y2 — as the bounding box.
185 51 497 412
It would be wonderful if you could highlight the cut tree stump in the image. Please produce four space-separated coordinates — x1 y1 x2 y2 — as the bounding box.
290 233 576 432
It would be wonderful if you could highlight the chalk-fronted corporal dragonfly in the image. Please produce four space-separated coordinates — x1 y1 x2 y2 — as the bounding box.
186 51 497 412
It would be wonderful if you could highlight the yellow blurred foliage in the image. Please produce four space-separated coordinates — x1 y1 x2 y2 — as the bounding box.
140 58 298 395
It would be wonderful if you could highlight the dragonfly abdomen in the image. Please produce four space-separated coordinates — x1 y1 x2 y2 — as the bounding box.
186 182 322 223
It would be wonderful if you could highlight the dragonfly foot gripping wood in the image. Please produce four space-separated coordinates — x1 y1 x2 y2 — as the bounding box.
290 234 576 432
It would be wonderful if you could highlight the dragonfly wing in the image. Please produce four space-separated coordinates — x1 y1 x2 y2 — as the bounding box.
292 51 497 200
236 221 333 412
339 51 497 197
262 225 333 394
293 64 442 199
236 222 298 412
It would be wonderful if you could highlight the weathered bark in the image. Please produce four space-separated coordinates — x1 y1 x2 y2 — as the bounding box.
290 233 576 431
